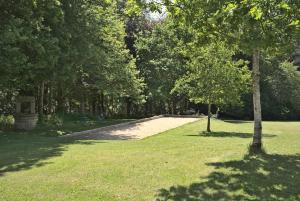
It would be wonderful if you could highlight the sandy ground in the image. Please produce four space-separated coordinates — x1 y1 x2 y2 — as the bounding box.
67 117 200 140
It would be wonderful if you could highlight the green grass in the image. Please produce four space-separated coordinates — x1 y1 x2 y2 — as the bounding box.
0 119 299 201
35 118 133 136
1 114 134 137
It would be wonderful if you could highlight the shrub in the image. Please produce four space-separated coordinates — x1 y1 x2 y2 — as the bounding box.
0 115 15 130
49 115 63 127
40 114 64 127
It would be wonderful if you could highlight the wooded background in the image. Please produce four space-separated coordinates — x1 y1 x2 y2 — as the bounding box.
1 0 300 120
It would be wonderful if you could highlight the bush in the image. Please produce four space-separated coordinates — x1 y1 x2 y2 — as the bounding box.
41 114 64 127
49 115 63 127
0 115 15 130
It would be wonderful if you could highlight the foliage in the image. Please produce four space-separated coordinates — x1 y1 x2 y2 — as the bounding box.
158 0 300 146
0 115 14 130
224 59 300 120
162 0 300 54
173 42 251 107
261 60 300 120
0 0 144 117
0 89 18 114
0 0 299 120
44 114 64 127
136 19 190 114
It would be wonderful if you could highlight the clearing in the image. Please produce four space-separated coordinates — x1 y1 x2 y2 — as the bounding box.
0 119 299 201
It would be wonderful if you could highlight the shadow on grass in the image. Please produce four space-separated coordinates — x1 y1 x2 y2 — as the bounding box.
186 131 276 138
223 120 251 124
156 153 300 201
0 118 140 176
0 132 103 177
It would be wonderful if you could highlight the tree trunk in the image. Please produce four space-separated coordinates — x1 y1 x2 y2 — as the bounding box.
252 49 262 150
65 98 70 113
172 99 176 115
48 83 53 114
126 97 131 117
56 83 64 113
110 96 114 117
216 107 220 119
149 100 153 116
39 81 45 117
80 94 85 114
185 99 189 111
100 93 105 117
160 101 164 114
207 103 211 132
96 96 100 115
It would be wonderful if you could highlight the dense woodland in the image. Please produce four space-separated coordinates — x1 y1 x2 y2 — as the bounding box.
1 0 300 123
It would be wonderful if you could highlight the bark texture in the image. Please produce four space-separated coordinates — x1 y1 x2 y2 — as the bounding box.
39 81 45 116
252 49 262 149
207 103 211 132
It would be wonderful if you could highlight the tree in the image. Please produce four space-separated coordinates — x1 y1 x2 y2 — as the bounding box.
160 0 300 150
173 42 251 132
261 59 300 120
220 53 300 121
0 0 144 118
136 19 189 115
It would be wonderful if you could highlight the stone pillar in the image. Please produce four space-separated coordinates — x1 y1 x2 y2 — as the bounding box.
16 102 21 113
30 100 35 114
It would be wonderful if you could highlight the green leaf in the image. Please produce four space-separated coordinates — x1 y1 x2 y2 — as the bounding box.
249 6 263 20
224 3 237 13
279 2 291 10
289 20 299 26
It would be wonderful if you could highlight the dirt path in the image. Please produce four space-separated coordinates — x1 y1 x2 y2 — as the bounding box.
65 117 200 140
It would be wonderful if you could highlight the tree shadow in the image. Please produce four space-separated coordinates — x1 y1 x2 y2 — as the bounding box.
223 120 251 124
186 131 276 138
156 153 300 201
0 132 103 177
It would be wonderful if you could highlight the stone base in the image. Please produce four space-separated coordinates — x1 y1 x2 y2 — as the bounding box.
14 114 38 130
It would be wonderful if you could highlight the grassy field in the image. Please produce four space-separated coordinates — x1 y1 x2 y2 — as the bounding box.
0 114 133 137
0 119 299 201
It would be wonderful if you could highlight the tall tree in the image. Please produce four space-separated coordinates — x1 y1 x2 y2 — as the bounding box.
136 19 189 115
161 0 300 150
261 59 300 120
0 0 144 117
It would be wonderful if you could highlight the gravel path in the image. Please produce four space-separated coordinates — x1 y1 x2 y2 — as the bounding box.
66 117 200 140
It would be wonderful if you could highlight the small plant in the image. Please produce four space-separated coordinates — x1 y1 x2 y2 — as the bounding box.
85 120 96 126
0 115 15 130
56 130 66 136
50 115 63 127
42 115 64 127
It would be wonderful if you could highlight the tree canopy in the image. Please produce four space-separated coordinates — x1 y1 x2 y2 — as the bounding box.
0 0 299 128
173 42 251 131
157 0 300 149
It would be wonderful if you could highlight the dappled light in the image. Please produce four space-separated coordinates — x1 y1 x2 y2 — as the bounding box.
0 133 102 177
156 154 300 201
0 0 300 200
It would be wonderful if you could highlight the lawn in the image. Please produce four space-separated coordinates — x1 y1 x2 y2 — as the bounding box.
0 119 299 201
0 114 134 137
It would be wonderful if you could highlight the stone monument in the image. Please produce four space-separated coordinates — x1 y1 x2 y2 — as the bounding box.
14 96 38 130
